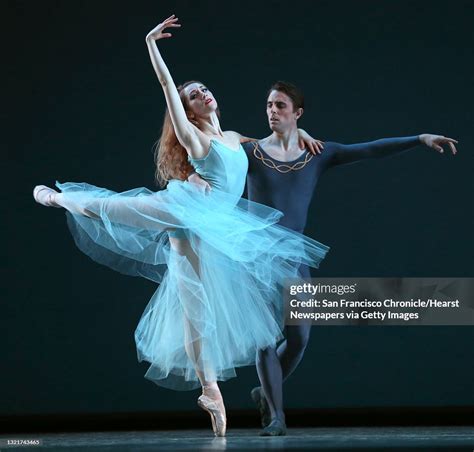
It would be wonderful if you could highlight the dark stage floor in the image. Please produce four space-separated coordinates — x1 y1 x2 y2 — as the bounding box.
1 427 474 451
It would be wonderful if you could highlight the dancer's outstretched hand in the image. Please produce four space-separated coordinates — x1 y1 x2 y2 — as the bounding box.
146 14 181 41
420 134 458 155
297 129 324 155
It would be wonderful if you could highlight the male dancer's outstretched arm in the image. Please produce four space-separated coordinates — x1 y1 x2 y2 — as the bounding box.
324 134 457 168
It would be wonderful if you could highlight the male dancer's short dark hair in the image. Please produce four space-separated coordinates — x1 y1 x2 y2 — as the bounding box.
267 81 305 111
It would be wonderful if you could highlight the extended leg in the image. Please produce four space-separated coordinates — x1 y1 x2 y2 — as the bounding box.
34 184 182 229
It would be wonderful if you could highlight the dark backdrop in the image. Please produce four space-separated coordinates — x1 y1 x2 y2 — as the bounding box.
3 0 473 418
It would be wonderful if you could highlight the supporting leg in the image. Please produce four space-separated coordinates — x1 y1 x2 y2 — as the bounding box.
169 236 226 437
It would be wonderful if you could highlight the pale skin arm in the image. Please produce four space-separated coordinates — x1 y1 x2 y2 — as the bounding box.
296 129 324 154
145 15 205 157
187 172 212 194
34 16 209 218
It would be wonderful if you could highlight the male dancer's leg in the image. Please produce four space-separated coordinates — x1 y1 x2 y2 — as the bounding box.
255 264 312 434
277 264 312 379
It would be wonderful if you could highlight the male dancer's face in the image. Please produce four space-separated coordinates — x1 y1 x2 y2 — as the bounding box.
266 90 302 134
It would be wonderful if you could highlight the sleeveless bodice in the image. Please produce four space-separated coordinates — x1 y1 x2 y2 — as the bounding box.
188 139 248 196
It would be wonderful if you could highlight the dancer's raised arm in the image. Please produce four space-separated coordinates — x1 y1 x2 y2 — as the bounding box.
146 15 202 154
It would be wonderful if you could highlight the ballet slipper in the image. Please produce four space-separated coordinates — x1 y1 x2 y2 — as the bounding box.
259 418 287 436
197 388 227 437
33 185 61 208
250 386 271 428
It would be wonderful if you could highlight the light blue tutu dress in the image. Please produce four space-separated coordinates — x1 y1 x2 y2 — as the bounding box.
55 139 329 390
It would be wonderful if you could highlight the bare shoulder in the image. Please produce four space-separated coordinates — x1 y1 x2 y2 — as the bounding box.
224 130 240 138
223 130 242 141
225 130 258 145
217 130 243 149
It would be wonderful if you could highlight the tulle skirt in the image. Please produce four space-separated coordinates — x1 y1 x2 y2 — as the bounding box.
55 179 329 390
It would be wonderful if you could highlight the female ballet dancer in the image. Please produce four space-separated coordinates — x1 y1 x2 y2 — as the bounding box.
32 15 329 436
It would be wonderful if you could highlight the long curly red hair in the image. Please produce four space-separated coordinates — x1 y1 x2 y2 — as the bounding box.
154 80 219 187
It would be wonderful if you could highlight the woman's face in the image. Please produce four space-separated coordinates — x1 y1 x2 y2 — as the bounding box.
182 83 218 119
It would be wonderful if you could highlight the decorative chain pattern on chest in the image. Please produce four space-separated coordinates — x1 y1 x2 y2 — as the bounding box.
252 142 314 173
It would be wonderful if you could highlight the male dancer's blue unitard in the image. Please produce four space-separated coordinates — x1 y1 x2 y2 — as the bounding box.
189 81 458 436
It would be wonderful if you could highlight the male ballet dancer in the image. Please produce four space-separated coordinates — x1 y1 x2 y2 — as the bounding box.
189 81 458 436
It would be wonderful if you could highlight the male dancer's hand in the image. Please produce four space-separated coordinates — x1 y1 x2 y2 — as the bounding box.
419 134 458 154
188 172 212 195
297 129 324 155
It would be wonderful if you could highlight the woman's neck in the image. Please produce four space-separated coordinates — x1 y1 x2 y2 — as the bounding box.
196 113 224 137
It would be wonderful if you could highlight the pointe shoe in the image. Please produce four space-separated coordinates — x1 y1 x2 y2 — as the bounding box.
33 185 61 208
250 386 271 428
259 418 287 436
197 394 227 437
